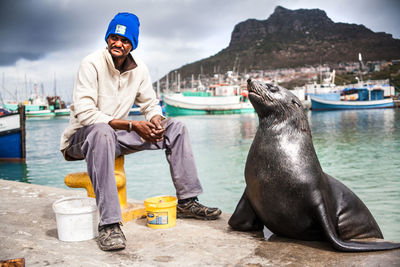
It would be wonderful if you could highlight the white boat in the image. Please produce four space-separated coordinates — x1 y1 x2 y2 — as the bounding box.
163 84 254 116
3 83 69 118
311 86 395 110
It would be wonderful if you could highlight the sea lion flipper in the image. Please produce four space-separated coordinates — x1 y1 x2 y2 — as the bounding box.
316 203 400 252
228 190 264 231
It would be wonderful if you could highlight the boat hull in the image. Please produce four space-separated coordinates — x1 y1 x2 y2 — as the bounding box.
0 111 26 161
164 104 254 116
0 131 23 159
163 94 254 116
54 109 70 116
26 110 56 118
311 97 394 110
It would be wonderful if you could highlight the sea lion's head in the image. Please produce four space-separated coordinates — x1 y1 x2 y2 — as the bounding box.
247 78 309 132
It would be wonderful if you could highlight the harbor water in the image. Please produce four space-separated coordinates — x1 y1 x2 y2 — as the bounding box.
1 109 399 241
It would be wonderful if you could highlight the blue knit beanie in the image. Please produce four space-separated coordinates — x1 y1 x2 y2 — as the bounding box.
105 12 140 50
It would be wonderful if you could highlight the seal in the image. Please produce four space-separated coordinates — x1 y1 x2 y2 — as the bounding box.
228 78 400 252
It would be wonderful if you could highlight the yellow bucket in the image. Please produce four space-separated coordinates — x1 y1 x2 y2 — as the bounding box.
144 196 177 229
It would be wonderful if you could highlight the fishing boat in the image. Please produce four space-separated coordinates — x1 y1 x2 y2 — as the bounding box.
3 96 69 118
310 53 396 110
3 81 70 118
47 96 70 117
311 97 394 110
311 86 395 110
4 101 56 118
0 105 26 161
163 84 254 116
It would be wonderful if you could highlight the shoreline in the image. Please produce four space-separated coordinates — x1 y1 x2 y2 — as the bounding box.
1 179 399 266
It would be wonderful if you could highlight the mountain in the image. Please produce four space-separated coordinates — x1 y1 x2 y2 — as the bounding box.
170 6 400 80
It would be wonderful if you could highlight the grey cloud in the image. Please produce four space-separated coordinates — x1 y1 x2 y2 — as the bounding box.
0 52 43 65
0 0 399 68
0 0 109 66
136 0 275 40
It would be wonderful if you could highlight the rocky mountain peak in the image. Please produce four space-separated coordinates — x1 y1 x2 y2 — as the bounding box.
173 6 400 80
229 6 335 48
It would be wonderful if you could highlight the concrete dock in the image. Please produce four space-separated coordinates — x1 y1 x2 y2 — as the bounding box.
0 179 399 266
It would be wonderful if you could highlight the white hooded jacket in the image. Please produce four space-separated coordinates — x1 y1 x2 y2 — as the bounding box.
60 48 162 151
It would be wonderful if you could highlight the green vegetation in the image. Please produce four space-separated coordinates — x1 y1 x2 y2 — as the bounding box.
335 73 358 85
365 64 400 92
281 64 400 91
335 64 400 92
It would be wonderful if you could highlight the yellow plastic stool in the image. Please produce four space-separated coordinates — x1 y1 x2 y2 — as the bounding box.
64 155 146 222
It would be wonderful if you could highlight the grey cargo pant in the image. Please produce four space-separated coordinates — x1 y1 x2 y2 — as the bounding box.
63 118 203 225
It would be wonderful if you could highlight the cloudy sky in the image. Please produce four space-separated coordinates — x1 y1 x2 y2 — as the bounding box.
0 0 399 102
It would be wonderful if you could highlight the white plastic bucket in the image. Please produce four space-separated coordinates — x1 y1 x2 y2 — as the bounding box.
52 197 99 242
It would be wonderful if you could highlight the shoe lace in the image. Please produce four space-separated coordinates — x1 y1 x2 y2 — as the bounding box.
99 223 125 240
111 223 126 239
191 200 205 208
188 199 214 215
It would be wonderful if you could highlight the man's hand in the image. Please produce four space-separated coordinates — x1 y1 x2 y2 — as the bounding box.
108 118 164 143
149 115 165 141
130 121 158 142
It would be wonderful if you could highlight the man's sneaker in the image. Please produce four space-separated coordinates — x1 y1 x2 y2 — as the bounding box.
97 223 126 251
177 197 221 220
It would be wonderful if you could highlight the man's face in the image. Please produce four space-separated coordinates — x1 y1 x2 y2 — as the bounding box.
107 34 133 58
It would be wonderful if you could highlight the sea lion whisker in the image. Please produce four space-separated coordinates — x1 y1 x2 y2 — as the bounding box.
264 93 273 102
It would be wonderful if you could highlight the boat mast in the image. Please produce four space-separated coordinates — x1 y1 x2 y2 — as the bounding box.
358 53 364 83
24 74 27 101
358 53 369 100
156 80 160 98
53 72 57 96
166 74 169 94
177 72 181 93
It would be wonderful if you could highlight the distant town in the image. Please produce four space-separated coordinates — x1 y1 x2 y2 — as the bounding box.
155 59 400 94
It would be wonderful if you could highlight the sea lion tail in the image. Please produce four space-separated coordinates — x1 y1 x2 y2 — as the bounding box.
316 204 400 252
